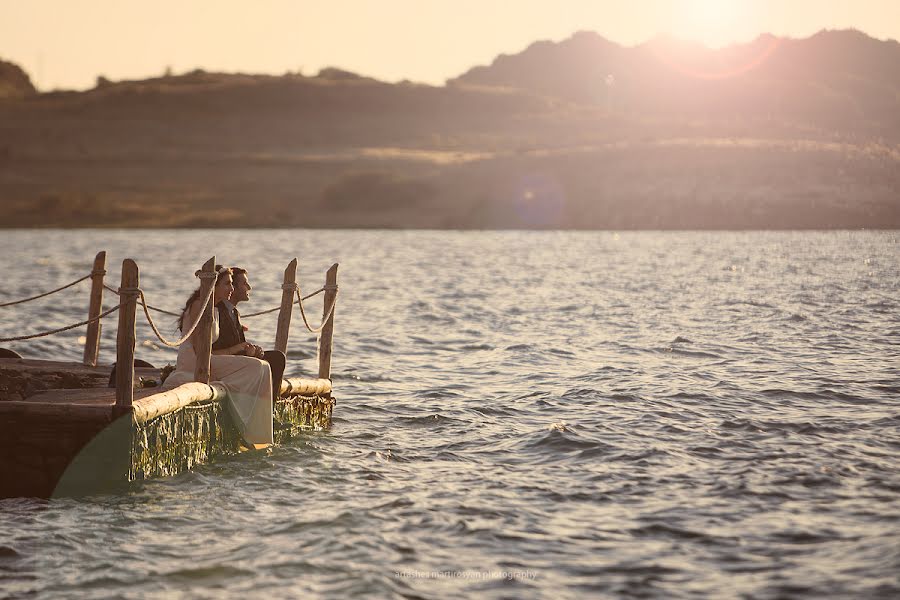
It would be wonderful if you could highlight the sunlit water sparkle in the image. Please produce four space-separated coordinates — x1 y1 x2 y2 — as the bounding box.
0 230 898 599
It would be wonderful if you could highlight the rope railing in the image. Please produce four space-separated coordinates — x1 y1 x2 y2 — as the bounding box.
104 282 329 321
134 272 217 348
0 281 334 343
241 286 328 318
294 284 339 334
0 272 94 308
2 255 338 414
0 303 121 342
104 278 335 335
0 273 216 347
103 283 181 317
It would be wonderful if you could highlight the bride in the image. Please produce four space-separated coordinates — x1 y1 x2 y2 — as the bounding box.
164 266 274 447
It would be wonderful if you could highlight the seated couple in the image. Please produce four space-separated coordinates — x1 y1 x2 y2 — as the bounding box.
164 265 285 448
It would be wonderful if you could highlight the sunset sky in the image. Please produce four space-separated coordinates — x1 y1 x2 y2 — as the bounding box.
2 0 898 91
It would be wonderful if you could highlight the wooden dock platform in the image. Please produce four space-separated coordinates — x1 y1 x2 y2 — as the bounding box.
0 358 334 498
0 252 339 499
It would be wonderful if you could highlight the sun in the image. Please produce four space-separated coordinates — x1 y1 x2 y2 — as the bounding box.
670 0 751 47
651 0 778 80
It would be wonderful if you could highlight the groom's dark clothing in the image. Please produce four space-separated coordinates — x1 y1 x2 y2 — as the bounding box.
212 301 286 397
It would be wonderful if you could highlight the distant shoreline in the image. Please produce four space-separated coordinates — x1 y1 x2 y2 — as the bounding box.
3 226 897 231
2 30 897 230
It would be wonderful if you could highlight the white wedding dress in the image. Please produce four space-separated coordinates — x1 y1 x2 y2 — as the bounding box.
164 308 274 446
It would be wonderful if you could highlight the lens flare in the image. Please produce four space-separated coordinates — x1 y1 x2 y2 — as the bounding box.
512 173 565 227
650 34 780 80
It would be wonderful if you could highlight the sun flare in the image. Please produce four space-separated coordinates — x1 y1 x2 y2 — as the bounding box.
670 0 751 47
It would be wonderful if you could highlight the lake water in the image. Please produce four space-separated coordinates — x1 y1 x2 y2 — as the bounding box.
1 230 898 599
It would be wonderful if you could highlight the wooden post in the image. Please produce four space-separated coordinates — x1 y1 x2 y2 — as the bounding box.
274 258 298 355
317 263 338 380
193 257 217 385
115 259 139 409
82 251 106 367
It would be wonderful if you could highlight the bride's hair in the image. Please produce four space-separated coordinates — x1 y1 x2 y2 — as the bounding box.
177 264 232 331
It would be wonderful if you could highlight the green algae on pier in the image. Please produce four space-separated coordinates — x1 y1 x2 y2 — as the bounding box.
131 393 335 481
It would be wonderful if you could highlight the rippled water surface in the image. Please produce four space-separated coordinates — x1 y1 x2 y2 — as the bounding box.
1 230 898 599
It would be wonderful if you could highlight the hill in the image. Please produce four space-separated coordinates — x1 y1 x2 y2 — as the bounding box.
451 29 900 141
1 30 898 229
0 59 36 99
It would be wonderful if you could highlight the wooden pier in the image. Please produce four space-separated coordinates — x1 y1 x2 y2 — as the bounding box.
0 253 339 498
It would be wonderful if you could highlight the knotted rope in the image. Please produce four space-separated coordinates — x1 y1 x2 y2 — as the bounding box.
0 272 93 307
0 304 121 342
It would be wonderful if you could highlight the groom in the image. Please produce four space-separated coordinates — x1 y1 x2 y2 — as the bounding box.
213 266 287 398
